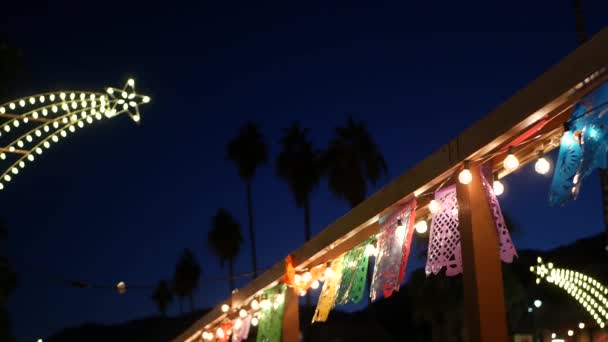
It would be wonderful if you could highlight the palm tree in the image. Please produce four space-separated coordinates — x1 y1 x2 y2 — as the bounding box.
323 116 388 207
208 208 244 294
323 117 387 305
0 39 24 98
276 122 322 242
172 249 201 313
151 279 174 317
227 122 267 278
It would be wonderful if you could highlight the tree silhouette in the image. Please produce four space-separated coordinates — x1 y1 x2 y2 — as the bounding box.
0 219 16 342
323 116 388 207
276 122 322 242
323 117 388 306
0 39 24 98
227 122 267 278
151 279 174 317
208 208 243 294
172 249 201 313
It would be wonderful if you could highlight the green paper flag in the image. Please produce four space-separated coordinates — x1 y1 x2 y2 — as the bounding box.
257 284 286 342
335 238 372 304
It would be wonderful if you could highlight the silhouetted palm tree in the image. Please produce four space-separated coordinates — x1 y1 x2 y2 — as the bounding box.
276 123 322 242
323 117 387 305
151 279 174 317
227 122 267 278
172 249 201 313
0 39 24 98
323 117 388 207
0 219 15 342
208 208 244 294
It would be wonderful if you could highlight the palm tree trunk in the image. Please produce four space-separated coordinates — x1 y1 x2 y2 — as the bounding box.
304 198 312 306
246 180 259 278
229 258 236 294
304 198 311 241
573 0 587 45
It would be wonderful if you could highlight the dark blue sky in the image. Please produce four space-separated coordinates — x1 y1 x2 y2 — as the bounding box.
2 1 608 340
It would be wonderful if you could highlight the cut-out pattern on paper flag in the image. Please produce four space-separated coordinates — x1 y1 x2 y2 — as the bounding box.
335 238 372 305
425 185 462 276
480 165 517 263
257 285 286 342
550 81 608 206
232 315 251 342
312 255 344 323
370 199 417 301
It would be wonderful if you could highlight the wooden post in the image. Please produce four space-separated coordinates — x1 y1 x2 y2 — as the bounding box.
282 289 300 342
456 163 508 342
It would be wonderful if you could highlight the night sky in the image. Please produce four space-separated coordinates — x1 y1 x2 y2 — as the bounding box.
3 1 608 341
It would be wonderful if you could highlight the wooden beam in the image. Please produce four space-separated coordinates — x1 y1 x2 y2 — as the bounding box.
281 288 300 342
173 27 608 342
457 163 508 342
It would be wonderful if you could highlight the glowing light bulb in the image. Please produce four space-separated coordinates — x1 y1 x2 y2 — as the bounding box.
579 322 585 329
23 118 28 123
127 79 135 87
324 266 334 279
302 272 312 282
503 148 519 171
493 180 504 196
18 161 24 168
35 130 41 137
535 157 551 175
71 102 77 109
52 105 58 113
53 122 59 128
221 304 229 313
50 94 56 101
17 141 23 148
43 125 49 132
122 91 128 98
43 141 50 149
86 117 93 124
11 168 18 175
0 183 5 190
27 155 34 161
19 100 25 107
122 103 129 111
8 103 15 110
61 130 67 137
143 96 151 103
133 114 141 122
3 175 10 182
78 121 84 128
429 199 441 214
30 97 36 104
39 95 45 103
216 327 224 339
534 299 542 308
365 244 377 257
3 126 9 132
239 308 247 318
129 101 137 107
458 168 472 185
69 93 75 100
250 299 260 311
8 146 14 153
107 88 114 94
0 107 4 113
60 92 66 100
42 108 48 116
551 333 556 339
251 317 259 326
128 93 136 99
414 220 428 234
311 280 320 289
234 318 243 330
0 153 5 160
260 299 271 309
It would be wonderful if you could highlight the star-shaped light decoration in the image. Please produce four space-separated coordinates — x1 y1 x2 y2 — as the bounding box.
0 79 150 190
